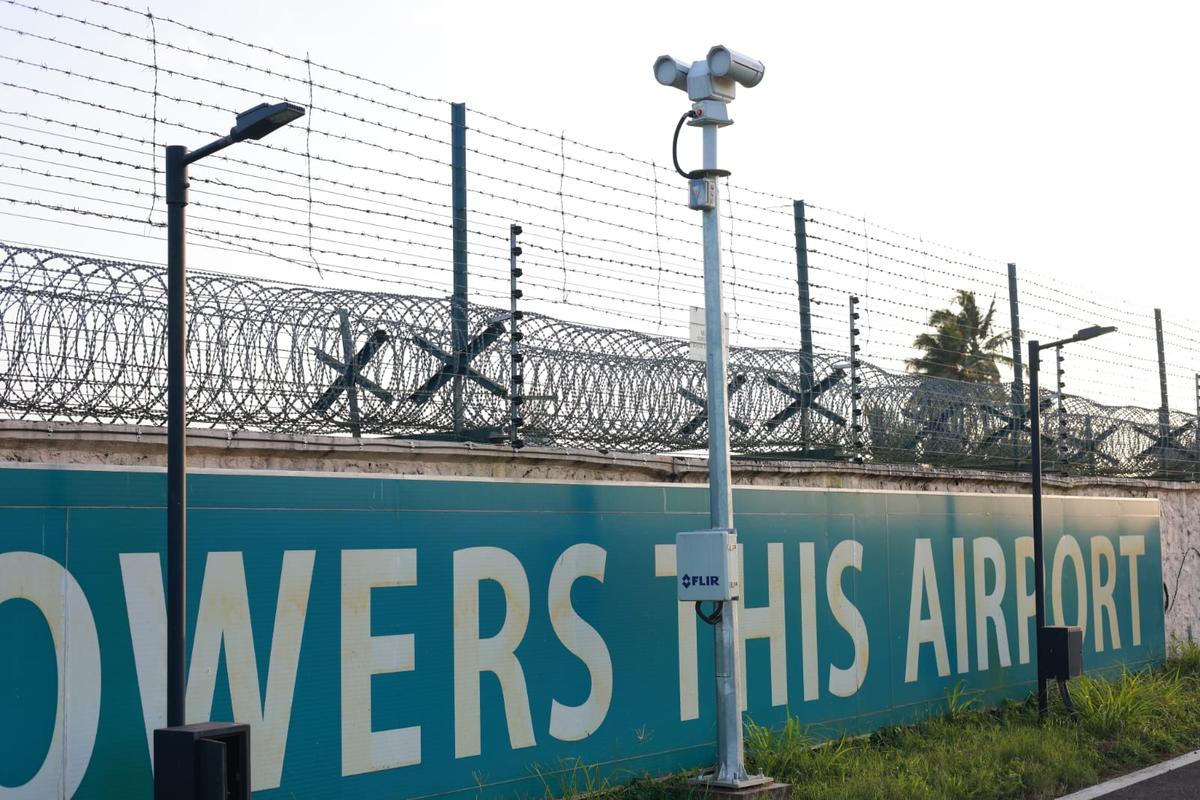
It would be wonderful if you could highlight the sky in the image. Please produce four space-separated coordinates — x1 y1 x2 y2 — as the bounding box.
1 0 1198 412
215 0 1197 292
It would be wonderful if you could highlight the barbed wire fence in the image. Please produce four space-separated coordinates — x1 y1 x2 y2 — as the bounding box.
0 0 1197 478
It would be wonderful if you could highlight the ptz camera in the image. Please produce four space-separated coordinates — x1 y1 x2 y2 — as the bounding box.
653 46 764 117
706 46 764 88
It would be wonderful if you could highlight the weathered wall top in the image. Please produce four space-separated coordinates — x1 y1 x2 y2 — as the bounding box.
1 420 1194 500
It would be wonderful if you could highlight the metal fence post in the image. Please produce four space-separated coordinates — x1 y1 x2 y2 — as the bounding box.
1055 345 1066 472
509 225 525 449
1007 263 1024 468
793 200 814 454
1155 309 1169 473
451 102 468 436
1194 374 1199 480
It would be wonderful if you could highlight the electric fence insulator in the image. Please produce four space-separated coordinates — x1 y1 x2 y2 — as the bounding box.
508 223 525 450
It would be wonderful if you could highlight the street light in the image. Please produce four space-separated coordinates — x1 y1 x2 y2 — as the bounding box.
162 101 303 736
1028 324 1116 717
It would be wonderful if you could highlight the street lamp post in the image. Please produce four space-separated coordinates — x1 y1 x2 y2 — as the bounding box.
1029 324 1116 717
163 101 304 732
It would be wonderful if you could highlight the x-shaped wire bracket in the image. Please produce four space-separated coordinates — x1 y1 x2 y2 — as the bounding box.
763 369 846 431
1131 421 1197 464
978 398 1052 451
677 373 749 437
409 320 508 404
1069 416 1120 468
312 309 394 437
900 404 960 452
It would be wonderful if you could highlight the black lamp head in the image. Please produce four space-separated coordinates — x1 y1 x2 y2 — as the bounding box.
1072 325 1117 343
230 102 305 142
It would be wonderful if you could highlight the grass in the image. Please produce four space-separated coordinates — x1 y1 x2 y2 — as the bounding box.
583 641 1200 800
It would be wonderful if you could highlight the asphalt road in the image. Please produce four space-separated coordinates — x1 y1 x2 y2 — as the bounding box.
1090 759 1200 799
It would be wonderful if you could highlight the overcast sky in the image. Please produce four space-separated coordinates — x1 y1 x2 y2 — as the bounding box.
175 0 1199 307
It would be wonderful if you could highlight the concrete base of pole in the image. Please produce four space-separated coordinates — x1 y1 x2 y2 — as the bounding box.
671 780 790 799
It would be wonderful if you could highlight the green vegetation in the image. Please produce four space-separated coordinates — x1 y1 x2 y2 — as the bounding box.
579 641 1200 800
907 290 1011 383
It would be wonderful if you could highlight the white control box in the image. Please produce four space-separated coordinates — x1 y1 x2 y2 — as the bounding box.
688 177 717 211
676 528 739 601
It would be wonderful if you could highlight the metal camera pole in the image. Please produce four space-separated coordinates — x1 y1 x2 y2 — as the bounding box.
697 121 746 787
655 47 777 793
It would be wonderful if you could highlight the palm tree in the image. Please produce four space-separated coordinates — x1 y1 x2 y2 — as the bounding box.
907 290 1011 383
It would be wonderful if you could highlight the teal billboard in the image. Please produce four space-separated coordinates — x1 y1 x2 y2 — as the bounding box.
0 465 1163 798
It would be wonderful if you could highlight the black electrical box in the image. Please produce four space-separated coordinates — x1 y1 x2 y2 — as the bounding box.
1039 625 1083 680
154 722 250 800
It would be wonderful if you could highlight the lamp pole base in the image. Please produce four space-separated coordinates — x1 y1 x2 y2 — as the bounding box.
675 775 789 798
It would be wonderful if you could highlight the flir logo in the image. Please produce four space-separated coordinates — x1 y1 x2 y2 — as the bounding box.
681 574 719 589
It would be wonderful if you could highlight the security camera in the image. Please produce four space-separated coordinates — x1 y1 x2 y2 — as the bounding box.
654 55 690 91
707 46 765 88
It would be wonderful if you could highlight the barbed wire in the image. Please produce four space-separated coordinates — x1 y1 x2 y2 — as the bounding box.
0 242 1196 478
0 0 1195 444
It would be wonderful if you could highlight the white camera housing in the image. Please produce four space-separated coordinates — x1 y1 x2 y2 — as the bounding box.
685 60 736 104
707 46 765 88
653 55 690 91
653 46 764 123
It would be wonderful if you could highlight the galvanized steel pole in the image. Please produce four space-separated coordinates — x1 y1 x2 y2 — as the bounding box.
699 124 747 787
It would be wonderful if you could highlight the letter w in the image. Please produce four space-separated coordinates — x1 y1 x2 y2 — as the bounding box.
120 550 314 791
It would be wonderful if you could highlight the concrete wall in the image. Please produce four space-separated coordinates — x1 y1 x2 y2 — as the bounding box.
3 420 1196 645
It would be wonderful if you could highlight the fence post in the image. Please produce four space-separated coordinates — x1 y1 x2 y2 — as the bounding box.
451 102 468 436
849 295 863 463
1155 308 1169 473
1055 345 1066 472
793 200 814 454
1007 262 1024 468
509 224 525 449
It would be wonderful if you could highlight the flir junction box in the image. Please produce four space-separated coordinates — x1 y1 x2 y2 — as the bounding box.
676 528 739 601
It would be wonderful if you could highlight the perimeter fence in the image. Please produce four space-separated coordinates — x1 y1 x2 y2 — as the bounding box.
0 1 1198 477
3 242 1198 478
